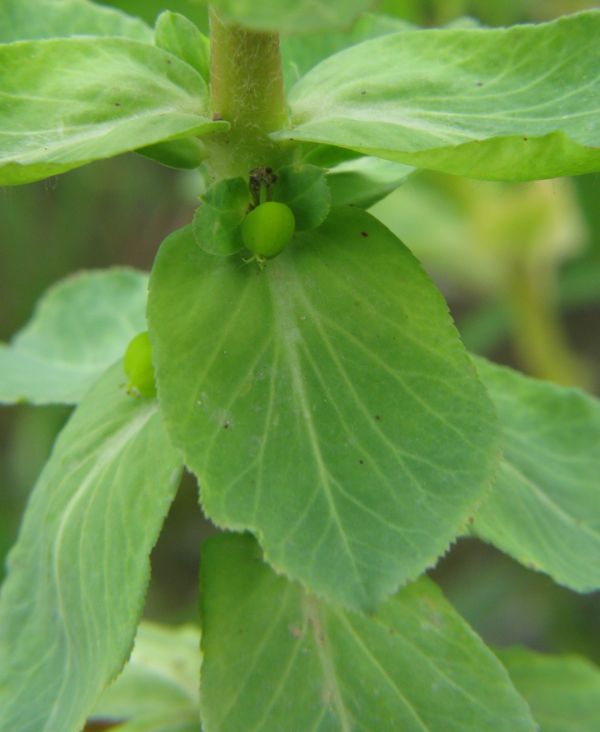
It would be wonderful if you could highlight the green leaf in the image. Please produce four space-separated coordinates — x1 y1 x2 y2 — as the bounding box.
137 137 206 169
200 533 536 732
327 156 414 208
0 269 148 405
471 357 600 593
0 365 183 732
272 164 331 231
278 12 600 181
155 11 210 81
498 647 600 732
193 177 251 256
281 12 413 88
148 210 499 610
0 0 152 42
92 622 200 728
208 0 373 34
0 38 225 186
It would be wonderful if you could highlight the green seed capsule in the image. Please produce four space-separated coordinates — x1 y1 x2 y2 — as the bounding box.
241 201 295 260
124 331 156 398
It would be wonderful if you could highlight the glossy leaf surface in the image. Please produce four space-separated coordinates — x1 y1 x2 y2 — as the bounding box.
0 0 152 42
200 533 535 732
0 365 183 732
279 13 600 180
499 648 600 732
0 38 224 185
208 0 372 34
473 358 600 593
148 211 499 610
0 269 148 405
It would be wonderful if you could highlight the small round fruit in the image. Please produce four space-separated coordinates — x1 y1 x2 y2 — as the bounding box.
241 201 295 259
124 331 156 397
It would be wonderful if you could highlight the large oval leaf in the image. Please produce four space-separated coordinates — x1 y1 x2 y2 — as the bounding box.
0 0 152 42
200 533 536 732
148 209 499 610
0 268 148 405
278 12 600 181
0 38 225 185
472 357 600 593
0 365 183 732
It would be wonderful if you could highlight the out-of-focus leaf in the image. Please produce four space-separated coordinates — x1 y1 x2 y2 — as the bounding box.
200 533 536 732
473 357 600 593
208 0 373 34
92 622 200 728
499 647 600 732
0 0 152 42
0 269 148 405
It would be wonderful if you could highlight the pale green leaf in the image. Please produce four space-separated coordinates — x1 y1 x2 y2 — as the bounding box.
192 177 250 256
148 211 499 610
208 0 373 34
0 38 225 185
0 269 148 405
0 365 183 732
0 0 152 42
278 12 600 181
200 533 536 732
472 357 600 593
327 156 414 208
155 11 210 80
499 647 600 732
92 622 200 726
281 12 412 88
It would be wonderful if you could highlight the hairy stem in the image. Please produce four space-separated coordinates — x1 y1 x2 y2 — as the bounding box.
207 9 289 179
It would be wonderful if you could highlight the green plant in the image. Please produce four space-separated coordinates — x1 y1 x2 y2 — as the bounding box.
1 1 599 730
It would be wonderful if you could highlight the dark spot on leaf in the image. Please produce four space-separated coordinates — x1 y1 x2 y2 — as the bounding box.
212 111 222 121
114 101 121 107
360 90 367 95
523 136 529 141
467 516 474 525
360 231 368 237
223 421 230 430
374 414 381 421
166 58 172 65
358 459 364 465
475 81 483 87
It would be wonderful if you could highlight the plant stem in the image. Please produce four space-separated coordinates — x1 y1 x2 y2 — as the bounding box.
207 9 289 179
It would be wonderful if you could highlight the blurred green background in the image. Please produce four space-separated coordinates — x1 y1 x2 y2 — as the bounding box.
1 0 599 665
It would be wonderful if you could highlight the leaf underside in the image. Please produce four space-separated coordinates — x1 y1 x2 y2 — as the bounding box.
0 365 182 732
279 12 600 180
